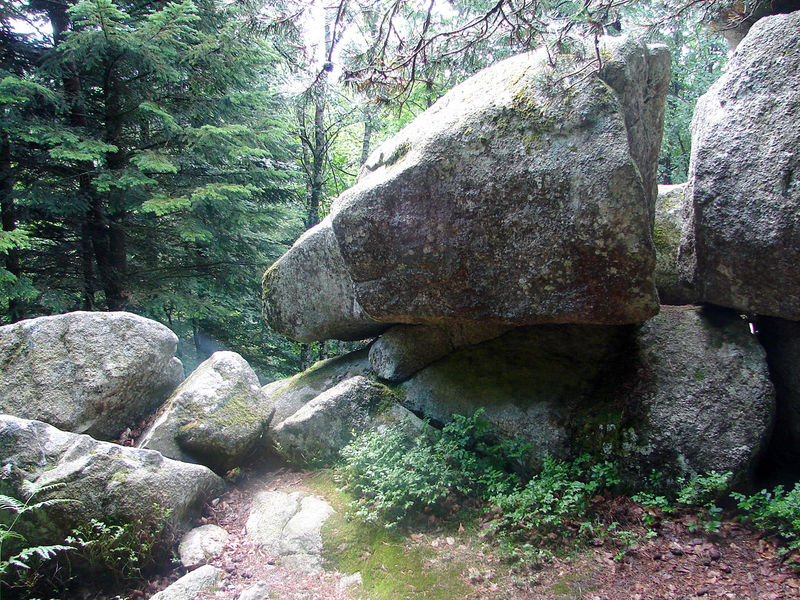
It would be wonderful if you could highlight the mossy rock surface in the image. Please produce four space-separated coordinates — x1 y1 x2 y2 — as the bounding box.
271 375 422 467
0 414 223 559
265 348 372 425
140 351 274 473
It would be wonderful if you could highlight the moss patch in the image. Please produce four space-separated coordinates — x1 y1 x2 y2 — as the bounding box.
308 472 474 600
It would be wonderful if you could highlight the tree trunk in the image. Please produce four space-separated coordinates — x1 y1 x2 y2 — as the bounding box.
80 223 95 310
361 109 373 166
0 133 22 322
47 2 128 310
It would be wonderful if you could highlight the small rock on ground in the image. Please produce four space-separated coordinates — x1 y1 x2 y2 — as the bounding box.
149 565 220 600
245 490 334 574
178 524 230 568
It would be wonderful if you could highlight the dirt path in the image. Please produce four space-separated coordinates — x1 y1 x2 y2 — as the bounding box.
144 467 800 600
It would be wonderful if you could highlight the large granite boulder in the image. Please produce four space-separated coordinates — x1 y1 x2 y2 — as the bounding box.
264 37 670 340
679 11 800 319
139 351 274 472
329 38 669 327
0 415 223 552
271 376 422 466
624 306 774 480
0 311 183 440
262 218 387 342
265 349 372 426
401 306 774 483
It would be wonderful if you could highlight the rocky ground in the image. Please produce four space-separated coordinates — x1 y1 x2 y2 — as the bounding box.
136 467 800 600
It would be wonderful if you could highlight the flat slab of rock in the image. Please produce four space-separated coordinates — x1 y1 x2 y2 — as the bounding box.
140 351 274 472
178 524 230 568
0 415 223 553
679 11 800 319
245 491 334 574
0 311 183 440
239 582 272 600
271 375 421 466
150 565 221 600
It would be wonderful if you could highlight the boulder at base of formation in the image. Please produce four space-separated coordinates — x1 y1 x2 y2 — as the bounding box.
679 11 800 319
139 351 275 473
0 311 184 440
401 306 774 485
264 349 372 426
270 375 422 466
0 415 223 555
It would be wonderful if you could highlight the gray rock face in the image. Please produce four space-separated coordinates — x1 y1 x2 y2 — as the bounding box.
679 11 800 319
0 415 223 551
178 524 230 568
655 184 696 305
401 324 627 470
263 38 670 340
369 323 511 382
265 349 371 426
272 375 421 466
0 311 182 440
756 316 800 463
150 565 221 600
139 351 274 473
262 218 387 342
626 306 774 480
401 306 774 482
327 38 669 328
245 491 334 574
239 582 272 600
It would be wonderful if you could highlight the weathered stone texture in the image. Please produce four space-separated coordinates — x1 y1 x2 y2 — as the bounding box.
679 11 800 319
0 311 181 440
139 351 274 472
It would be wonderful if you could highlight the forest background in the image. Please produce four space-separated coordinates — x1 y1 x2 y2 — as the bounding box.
0 0 729 381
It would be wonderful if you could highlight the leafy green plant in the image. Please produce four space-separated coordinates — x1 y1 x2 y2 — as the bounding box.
339 426 459 527
732 483 800 557
338 410 524 527
0 481 75 599
634 470 732 533
67 503 175 586
489 455 619 563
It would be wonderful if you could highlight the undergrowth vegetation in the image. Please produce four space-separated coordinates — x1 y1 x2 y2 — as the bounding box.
0 478 175 599
337 410 800 568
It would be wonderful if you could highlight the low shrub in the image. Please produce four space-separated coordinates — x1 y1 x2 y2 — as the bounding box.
338 409 523 527
732 483 800 557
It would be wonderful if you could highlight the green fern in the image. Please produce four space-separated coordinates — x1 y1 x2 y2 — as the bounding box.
0 481 76 598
